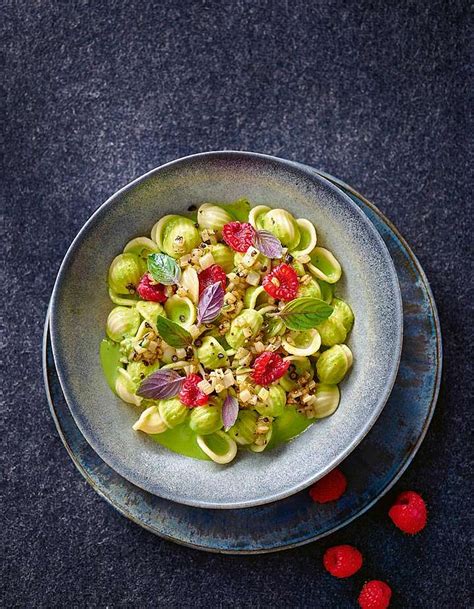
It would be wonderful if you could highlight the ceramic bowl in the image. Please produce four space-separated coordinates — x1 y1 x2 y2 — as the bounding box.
50 151 403 509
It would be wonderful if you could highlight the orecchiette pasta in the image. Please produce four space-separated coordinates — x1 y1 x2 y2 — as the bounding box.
100 199 354 464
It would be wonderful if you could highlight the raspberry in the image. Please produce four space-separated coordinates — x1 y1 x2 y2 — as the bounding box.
222 222 256 252
251 352 290 386
323 545 363 578
388 491 427 534
137 273 168 302
262 263 298 301
178 374 209 407
198 264 227 295
358 581 392 609
309 468 347 503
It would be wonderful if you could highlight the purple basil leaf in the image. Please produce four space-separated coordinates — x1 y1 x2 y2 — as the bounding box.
253 230 284 258
136 369 185 399
197 282 225 324
222 395 239 431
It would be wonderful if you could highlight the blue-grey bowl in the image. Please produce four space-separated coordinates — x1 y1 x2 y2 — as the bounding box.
50 151 403 509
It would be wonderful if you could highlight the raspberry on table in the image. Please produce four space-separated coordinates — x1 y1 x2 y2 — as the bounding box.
251 352 290 386
222 221 256 252
262 263 298 301
179 374 209 407
309 468 347 503
137 273 168 302
388 490 427 534
323 544 363 578
358 580 392 609
198 264 227 295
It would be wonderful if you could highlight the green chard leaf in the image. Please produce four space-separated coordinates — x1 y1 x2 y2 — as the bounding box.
276 297 333 330
147 253 181 285
155 315 192 348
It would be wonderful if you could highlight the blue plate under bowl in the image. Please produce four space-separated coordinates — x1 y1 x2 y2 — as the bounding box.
49 152 402 509
43 169 441 552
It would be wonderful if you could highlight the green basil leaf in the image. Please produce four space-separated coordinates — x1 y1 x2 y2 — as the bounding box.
147 253 181 285
155 315 192 348
277 297 333 330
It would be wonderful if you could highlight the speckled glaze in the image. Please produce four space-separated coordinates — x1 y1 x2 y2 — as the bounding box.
50 152 403 508
43 172 441 553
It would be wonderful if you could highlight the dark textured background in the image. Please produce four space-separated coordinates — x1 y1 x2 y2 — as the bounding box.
2 1 472 607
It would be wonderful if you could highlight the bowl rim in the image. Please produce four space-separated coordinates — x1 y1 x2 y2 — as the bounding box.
50 150 403 509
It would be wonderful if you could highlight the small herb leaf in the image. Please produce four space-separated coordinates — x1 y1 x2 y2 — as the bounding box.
197 282 225 325
155 315 192 348
147 253 181 285
136 369 185 399
277 297 333 330
253 230 283 259
222 395 239 431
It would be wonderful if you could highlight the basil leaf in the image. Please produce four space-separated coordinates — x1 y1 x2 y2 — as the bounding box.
277 297 333 330
155 315 192 348
136 369 185 399
253 230 283 259
147 253 181 285
197 282 225 324
222 395 239 431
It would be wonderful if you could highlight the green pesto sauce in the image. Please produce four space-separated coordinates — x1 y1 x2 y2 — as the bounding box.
268 408 313 447
100 338 314 461
99 339 122 392
204 432 231 455
152 424 209 460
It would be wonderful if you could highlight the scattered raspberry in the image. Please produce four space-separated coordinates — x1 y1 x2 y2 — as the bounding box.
198 264 227 296
251 352 290 386
358 580 392 609
388 491 427 534
178 374 209 407
262 263 298 301
137 273 168 302
222 221 256 252
309 468 347 503
323 545 363 578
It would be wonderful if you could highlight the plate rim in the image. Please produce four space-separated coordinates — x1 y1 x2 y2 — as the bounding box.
48 151 403 508
42 169 442 553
